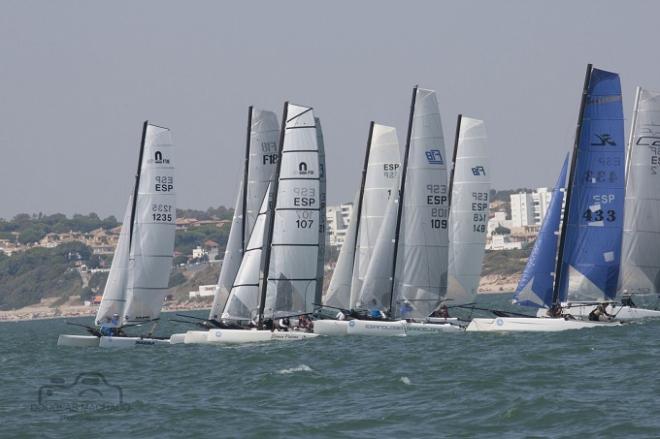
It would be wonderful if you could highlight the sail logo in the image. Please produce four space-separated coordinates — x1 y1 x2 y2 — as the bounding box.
471 166 486 176
425 150 444 165
298 161 314 176
151 151 170 164
637 136 660 147
591 134 616 146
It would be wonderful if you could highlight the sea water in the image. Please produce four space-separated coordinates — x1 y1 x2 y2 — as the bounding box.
1 293 659 438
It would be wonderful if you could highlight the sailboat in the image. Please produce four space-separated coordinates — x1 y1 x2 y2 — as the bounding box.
467 65 624 332
559 87 660 320
194 102 324 344
171 108 279 344
344 86 460 336
314 122 402 335
58 122 177 347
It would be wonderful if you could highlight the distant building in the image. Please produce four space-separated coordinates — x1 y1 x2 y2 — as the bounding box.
326 202 353 247
188 285 217 299
192 246 207 259
510 188 555 228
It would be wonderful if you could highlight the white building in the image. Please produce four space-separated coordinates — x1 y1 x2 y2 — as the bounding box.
510 188 553 228
326 202 353 247
192 246 207 259
188 285 217 299
487 234 524 251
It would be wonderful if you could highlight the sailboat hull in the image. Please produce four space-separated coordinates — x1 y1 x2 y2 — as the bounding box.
57 335 100 347
169 333 187 344
405 321 463 334
98 336 171 348
181 330 210 344
204 329 319 344
466 317 620 332
345 319 407 336
537 305 660 321
313 319 350 336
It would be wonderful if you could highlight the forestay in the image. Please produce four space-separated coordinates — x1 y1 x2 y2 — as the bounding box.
618 88 660 306
558 68 625 303
209 108 279 320
513 155 568 308
122 124 176 325
222 185 271 321
392 88 450 319
263 104 325 319
445 117 491 306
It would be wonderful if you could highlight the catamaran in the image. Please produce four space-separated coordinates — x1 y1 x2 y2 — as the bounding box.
58 122 177 347
187 102 325 344
323 86 460 336
550 87 660 321
314 122 402 335
468 65 624 332
171 107 279 344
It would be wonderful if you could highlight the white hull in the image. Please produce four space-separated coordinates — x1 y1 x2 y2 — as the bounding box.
57 334 100 347
182 330 210 344
345 319 407 337
538 304 660 321
405 321 462 334
466 317 620 332
313 320 349 336
204 328 319 345
169 333 187 344
98 336 171 348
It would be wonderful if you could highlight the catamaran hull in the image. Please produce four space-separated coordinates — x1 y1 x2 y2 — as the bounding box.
405 321 463 334
345 319 407 336
169 333 187 344
313 320 349 336
466 317 620 332
98 336 171 348
537 305 660 321
204 329 319 344
182 330 210 344
57 335 100 347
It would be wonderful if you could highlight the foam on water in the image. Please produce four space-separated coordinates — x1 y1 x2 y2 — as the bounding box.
277 364 313 374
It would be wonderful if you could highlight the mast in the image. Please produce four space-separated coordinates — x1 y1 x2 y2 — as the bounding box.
624 87 641 190
447 114 463 209
552 64 592 306
257 102 288 327
128 120 148 250
347 122 376 297
388 86 417 315
241 107 253 251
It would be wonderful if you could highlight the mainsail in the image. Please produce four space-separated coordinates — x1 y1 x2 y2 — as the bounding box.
556 66 625 303
222 184 271 321
391 87 450 319
618 87 660 305
445 116 491 306
261 103 326 319
513 154 568 308
96 122 176 326
209 108 279 320
324 123 401 310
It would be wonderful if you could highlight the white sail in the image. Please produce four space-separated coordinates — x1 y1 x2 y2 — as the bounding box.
445 117 490 305
355 188 400 310
618 87 660 305
324 191 359 309
95 196 133 326
263 104 324 319
351 124 401 308
222 184 271 321
209 108 279 320
392 88 450 319
122 124 176 325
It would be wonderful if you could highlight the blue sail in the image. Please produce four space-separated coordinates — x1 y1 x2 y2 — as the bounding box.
557 68 625 303
513 154 568 308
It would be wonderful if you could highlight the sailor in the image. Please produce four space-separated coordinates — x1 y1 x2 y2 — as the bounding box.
588 303 613 322
621 295 635 307
369 308 385 319
399 300 414 318
546 304 562 318
430 304 450 319
278 317 290 331
99 314 120 336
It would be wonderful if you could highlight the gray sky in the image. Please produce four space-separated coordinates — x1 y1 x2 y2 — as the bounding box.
1 0 658 219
